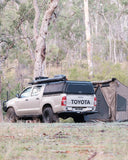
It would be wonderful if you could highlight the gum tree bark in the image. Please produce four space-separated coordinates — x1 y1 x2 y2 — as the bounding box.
33 0 59 78
84 0 93 77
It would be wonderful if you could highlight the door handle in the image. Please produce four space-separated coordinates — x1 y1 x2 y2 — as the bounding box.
36 98 39 100
25 99 28 101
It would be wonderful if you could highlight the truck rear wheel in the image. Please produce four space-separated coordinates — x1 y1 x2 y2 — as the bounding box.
42 107 59 123
5 108 17 123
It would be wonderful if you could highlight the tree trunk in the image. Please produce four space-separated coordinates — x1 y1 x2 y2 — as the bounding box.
33 0 59 78
113 38 117 64
0 76 3 122
84 0 93 77
108 26 112 61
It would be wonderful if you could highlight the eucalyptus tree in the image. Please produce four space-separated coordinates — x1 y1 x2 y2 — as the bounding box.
33 0 59 78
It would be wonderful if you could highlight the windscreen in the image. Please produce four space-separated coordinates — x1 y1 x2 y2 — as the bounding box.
66 82 94 94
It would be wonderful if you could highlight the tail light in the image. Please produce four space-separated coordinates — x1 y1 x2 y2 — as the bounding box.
61 96 67 106
94 95 97 107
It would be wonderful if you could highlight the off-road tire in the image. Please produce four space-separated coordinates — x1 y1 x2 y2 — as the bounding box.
42 107 59 123
5 108 17 123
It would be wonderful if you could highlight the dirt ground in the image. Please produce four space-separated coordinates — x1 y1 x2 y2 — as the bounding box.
0 122 128 160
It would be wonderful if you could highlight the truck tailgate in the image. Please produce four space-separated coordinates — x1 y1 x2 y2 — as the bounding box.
67 94 94 107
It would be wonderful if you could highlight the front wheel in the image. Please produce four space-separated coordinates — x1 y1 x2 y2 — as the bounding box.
5 108 17 123
42 107 59 123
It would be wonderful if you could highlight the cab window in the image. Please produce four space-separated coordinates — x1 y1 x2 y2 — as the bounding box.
20 87 32 98
31 86 42 96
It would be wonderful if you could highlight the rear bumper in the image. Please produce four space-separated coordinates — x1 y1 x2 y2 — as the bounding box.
58 110 97 118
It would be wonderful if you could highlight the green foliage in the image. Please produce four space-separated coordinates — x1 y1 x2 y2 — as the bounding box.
1 80 21 103
17 3 34 23
120 0 128 6
0 0 10 10
104 3 118 15
66 57 128 86
59 117 74 123
93 57 128 85
46 44 66 64
49 0 85 57
9 2 34 34
68 62 89 81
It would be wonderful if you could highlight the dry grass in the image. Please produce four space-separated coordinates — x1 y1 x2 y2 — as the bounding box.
0 122 128 160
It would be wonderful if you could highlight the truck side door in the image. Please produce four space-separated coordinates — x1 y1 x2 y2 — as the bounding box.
29 85 42 115
15 87 32 116
18 85 43 116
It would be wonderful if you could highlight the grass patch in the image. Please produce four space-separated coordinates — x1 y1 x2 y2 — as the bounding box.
0 122 128 160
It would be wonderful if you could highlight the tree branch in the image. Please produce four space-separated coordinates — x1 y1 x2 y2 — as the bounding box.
40 0 59 36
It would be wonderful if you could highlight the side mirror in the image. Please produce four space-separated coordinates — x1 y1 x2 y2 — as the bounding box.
16 93 20 98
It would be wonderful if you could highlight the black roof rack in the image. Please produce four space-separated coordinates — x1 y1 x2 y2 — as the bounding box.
35 76 48 80
29 75 66 85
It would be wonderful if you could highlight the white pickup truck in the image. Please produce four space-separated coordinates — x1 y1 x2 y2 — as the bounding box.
3 75 97 123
